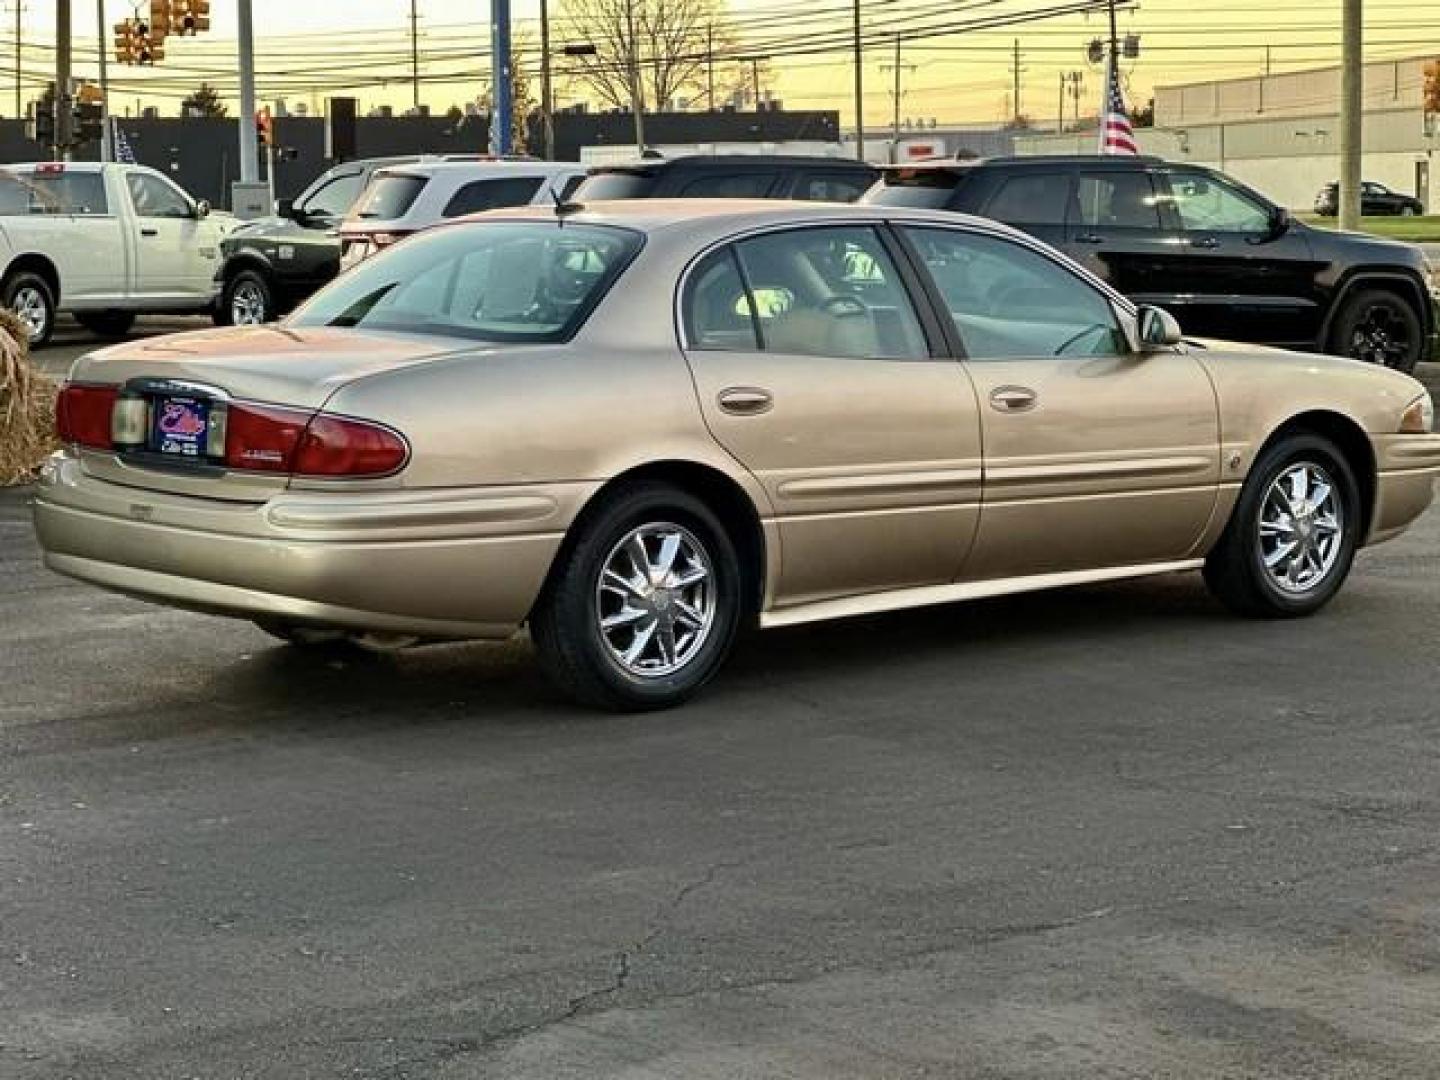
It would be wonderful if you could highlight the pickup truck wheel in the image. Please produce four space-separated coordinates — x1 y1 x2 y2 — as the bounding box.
1 272 55 347
222 269 274 326
75 310 136 339
1329 288 1423 374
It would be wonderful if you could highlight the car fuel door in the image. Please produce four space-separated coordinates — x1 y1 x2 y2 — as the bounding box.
679 226 984 609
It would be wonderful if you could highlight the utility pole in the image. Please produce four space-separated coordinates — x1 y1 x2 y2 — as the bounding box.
97 0 111 162
492 0 513 154
1057 72 1065 133
852 0 864 160
706 23 715 109
752 56 761 107
879 35 914 162
540 0 553 158
55 0 71 158
624 0 644 149
1339 0 1362 230
237 0 258 182
1011 39 1021 124
409 0 420 111
10 0 21 120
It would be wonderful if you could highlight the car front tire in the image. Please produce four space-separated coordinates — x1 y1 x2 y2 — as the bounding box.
1 271 56 348
221 269 275 326
1204 433 1361 619
530 482 744 711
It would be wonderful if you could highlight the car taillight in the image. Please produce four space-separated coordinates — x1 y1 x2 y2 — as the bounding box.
55 384 118 450
224 402 407 477
292 413 409 476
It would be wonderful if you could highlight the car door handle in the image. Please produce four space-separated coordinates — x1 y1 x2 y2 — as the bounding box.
717 386 774 416
1190 236 1219 249
988 386 1038 413
140 228 158 237
1073 232 1105 244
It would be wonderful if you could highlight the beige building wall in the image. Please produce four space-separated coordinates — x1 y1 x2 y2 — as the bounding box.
1155 56 1428 126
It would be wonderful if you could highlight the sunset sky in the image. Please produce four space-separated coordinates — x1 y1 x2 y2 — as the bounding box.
10 0 1439 127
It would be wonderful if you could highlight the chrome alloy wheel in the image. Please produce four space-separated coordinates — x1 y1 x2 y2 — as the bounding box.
10 285 48 339
1258 462 1345 594
230 280 268 325
596 523 716 678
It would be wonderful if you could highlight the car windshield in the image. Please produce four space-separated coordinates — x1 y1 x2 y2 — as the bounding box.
866 170 962 208
290 221 642 343
572 172 656 200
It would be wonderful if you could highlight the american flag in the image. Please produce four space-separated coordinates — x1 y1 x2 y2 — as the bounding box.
1099 56 1138 156
113 122 137 165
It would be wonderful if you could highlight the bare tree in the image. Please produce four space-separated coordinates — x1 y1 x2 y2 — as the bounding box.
557 0 748 112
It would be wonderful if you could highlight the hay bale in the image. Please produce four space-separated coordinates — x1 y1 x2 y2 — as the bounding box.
0 309 59 486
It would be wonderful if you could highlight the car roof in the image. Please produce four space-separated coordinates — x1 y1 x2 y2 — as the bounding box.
590 154 877 174
374 159 583 179
462 197 1012 236
879 154 1168 172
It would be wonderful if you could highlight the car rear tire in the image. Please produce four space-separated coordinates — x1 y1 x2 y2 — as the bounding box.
221 269 275 326
75 310 136 339
1204 433 1361 619
530 482 743 711
1329 287 1424 373
1 271 56 348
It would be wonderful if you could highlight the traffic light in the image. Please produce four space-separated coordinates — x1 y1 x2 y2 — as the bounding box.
175 0 211 35
26 86 57 149
74 83 105 144
149 0 173 38
113 19 135 64
255 106 274 148
1426 60 1440 115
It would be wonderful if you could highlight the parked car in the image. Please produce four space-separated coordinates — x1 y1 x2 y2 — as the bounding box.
33 202 1440 709
337 160 588 269
572 154 878 203
866 156 1439 372
0 162 237 347
215 155 423 328
1314 180 1425 217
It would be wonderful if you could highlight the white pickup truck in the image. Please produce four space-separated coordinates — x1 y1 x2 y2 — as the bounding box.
0 161 236 347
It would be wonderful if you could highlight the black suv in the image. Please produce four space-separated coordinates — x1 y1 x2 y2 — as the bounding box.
1314 180 1424 218
573 155 878 204
867 156 1437 372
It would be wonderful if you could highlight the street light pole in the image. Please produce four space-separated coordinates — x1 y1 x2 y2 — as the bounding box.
55 0 72 159
409 0 420 111
492 0 513 154
1339 0 1362 231
237 0 258 182
852 0 864 161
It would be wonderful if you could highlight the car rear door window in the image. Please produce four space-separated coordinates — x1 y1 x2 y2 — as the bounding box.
683 248 760 351
1075 172 1161 230
0 170 108 215
728 226 929 359
900 226 1126 359
679 173 779 198
984 173 1071 226
441 176 546 217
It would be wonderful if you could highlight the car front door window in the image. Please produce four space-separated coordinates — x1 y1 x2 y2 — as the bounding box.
126 173 193 219
1168 174 1269 235
900 226 1126 359
300 172 363 221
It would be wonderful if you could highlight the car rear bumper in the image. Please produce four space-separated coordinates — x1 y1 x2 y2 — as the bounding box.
32 454 580 640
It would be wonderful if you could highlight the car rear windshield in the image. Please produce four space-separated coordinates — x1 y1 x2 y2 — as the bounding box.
572 172 656 200
0 169 108 215
865 169 965 209
350 173 429 220
290 221 643 343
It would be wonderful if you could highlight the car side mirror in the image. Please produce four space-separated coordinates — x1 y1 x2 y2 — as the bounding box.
276 198 295 219
1268 206 1291 238
1136 305 1182 351
193 199 210 219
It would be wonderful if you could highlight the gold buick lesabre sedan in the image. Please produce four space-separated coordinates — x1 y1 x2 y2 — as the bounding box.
33 201 1440 709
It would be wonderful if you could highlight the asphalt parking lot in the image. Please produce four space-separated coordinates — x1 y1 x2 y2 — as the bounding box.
6 330 1440 1078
